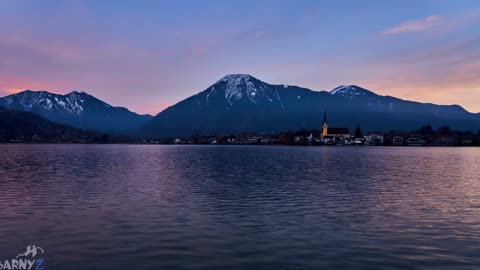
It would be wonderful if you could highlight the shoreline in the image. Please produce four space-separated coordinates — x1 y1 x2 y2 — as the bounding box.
1 142 478 147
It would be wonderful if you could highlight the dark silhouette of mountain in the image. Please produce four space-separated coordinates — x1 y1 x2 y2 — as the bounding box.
141 74 480 137
0 90 152 134
0 106 90 141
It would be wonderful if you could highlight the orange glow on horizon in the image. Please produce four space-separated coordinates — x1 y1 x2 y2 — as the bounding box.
129 103 173 115
1 88 25 95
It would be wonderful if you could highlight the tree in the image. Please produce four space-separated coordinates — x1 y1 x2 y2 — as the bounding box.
355 124 364 138
437 126 451 135
420 125 433 135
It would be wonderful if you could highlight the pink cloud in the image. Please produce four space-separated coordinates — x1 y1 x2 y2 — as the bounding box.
383 16 441 34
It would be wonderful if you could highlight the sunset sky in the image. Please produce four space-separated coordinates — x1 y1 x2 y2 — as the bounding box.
0 0 479 115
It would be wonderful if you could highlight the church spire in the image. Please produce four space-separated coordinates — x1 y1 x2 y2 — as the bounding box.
322 111 328 137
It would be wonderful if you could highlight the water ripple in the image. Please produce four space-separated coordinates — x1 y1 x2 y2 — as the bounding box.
0 145 479 269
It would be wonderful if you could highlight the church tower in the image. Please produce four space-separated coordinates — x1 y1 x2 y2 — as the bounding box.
322 111 328 137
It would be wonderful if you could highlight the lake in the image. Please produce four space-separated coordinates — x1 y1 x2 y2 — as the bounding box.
0 145 479 269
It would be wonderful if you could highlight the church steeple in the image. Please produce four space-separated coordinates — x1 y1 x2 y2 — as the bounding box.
322 111 328 137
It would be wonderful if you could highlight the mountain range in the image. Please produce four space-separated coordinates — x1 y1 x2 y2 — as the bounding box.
0 90 152 134
1 74 479 137
142 74 480 137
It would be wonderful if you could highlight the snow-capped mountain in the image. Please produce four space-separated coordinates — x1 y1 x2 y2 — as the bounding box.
141 74 480 137
330 85 377 98
211 74 283 106
329 84 470 118
0 90 108 115
0 90 152 134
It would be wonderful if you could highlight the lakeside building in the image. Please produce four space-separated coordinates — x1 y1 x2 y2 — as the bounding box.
364 134 384 145
392 136 404 145
321 112 351 144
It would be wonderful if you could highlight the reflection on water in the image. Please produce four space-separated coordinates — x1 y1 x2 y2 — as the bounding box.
0 145 480 269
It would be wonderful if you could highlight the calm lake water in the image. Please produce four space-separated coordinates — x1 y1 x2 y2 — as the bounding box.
0 145 479 269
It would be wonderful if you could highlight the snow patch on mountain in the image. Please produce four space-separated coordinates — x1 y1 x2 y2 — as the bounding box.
216 74 257 104
214 74 283 106
65 91 86 114
330 85 354 95
206 86 216 103
330 85 376 99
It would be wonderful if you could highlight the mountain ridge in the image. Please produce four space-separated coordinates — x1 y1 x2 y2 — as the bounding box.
0 90 153 134
1 75 477 137
141 74 480 137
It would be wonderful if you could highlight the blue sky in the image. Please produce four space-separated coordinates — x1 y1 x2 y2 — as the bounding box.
0 0 479 114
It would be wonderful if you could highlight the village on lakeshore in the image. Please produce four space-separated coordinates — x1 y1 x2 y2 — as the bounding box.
144 112 480 147
3 112 480 146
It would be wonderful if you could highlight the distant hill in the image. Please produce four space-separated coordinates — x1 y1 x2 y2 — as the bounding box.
0 106 90 142
141 74 480 137
0 90 152 134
